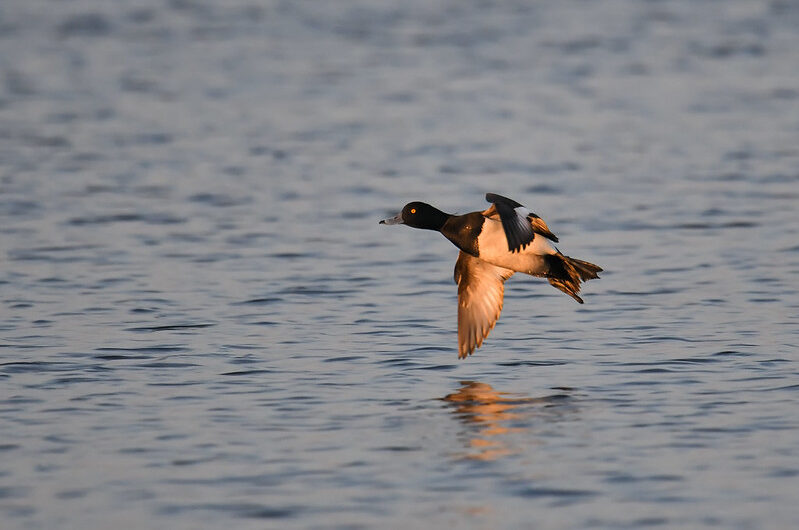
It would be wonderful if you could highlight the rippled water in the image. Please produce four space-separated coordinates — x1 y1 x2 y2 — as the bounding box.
2 1 798 528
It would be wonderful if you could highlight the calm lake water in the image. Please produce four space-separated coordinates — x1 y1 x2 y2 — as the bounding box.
2 1 798 528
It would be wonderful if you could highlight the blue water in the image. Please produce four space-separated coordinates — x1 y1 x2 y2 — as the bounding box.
1 1 798 528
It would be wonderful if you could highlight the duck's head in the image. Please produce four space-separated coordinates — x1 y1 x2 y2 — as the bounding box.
379 202 449 231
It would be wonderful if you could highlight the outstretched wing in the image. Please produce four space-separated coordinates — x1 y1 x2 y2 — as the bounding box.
454 251 515 358
484 193 558 252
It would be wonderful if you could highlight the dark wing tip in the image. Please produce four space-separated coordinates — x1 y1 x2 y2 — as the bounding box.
485 193 523 208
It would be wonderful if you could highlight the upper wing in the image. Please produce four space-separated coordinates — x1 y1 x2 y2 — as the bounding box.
454 251 515 359
484 193 558 251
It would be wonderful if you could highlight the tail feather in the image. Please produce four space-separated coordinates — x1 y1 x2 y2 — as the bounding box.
545 254 602 303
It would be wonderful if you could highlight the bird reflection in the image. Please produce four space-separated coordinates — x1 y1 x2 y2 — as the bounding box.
442 381 571 461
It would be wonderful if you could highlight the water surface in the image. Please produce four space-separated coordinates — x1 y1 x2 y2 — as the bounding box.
1 1 798 528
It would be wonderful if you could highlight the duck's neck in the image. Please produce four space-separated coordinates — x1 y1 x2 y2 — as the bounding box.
422 207 451 231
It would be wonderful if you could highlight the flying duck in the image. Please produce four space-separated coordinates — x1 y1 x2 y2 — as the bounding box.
380 193 602 358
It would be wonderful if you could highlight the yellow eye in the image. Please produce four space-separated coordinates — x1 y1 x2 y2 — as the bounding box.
410 208 416 214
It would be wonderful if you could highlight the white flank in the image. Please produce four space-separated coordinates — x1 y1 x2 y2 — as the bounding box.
476 218 556 274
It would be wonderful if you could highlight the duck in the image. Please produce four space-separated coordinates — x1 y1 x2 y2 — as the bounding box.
380 193 602 359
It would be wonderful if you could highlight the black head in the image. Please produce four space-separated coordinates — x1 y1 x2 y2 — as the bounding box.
379 201 450 231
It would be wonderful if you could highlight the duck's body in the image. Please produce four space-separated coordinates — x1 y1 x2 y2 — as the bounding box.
446 212 554 273
380 193 602 359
